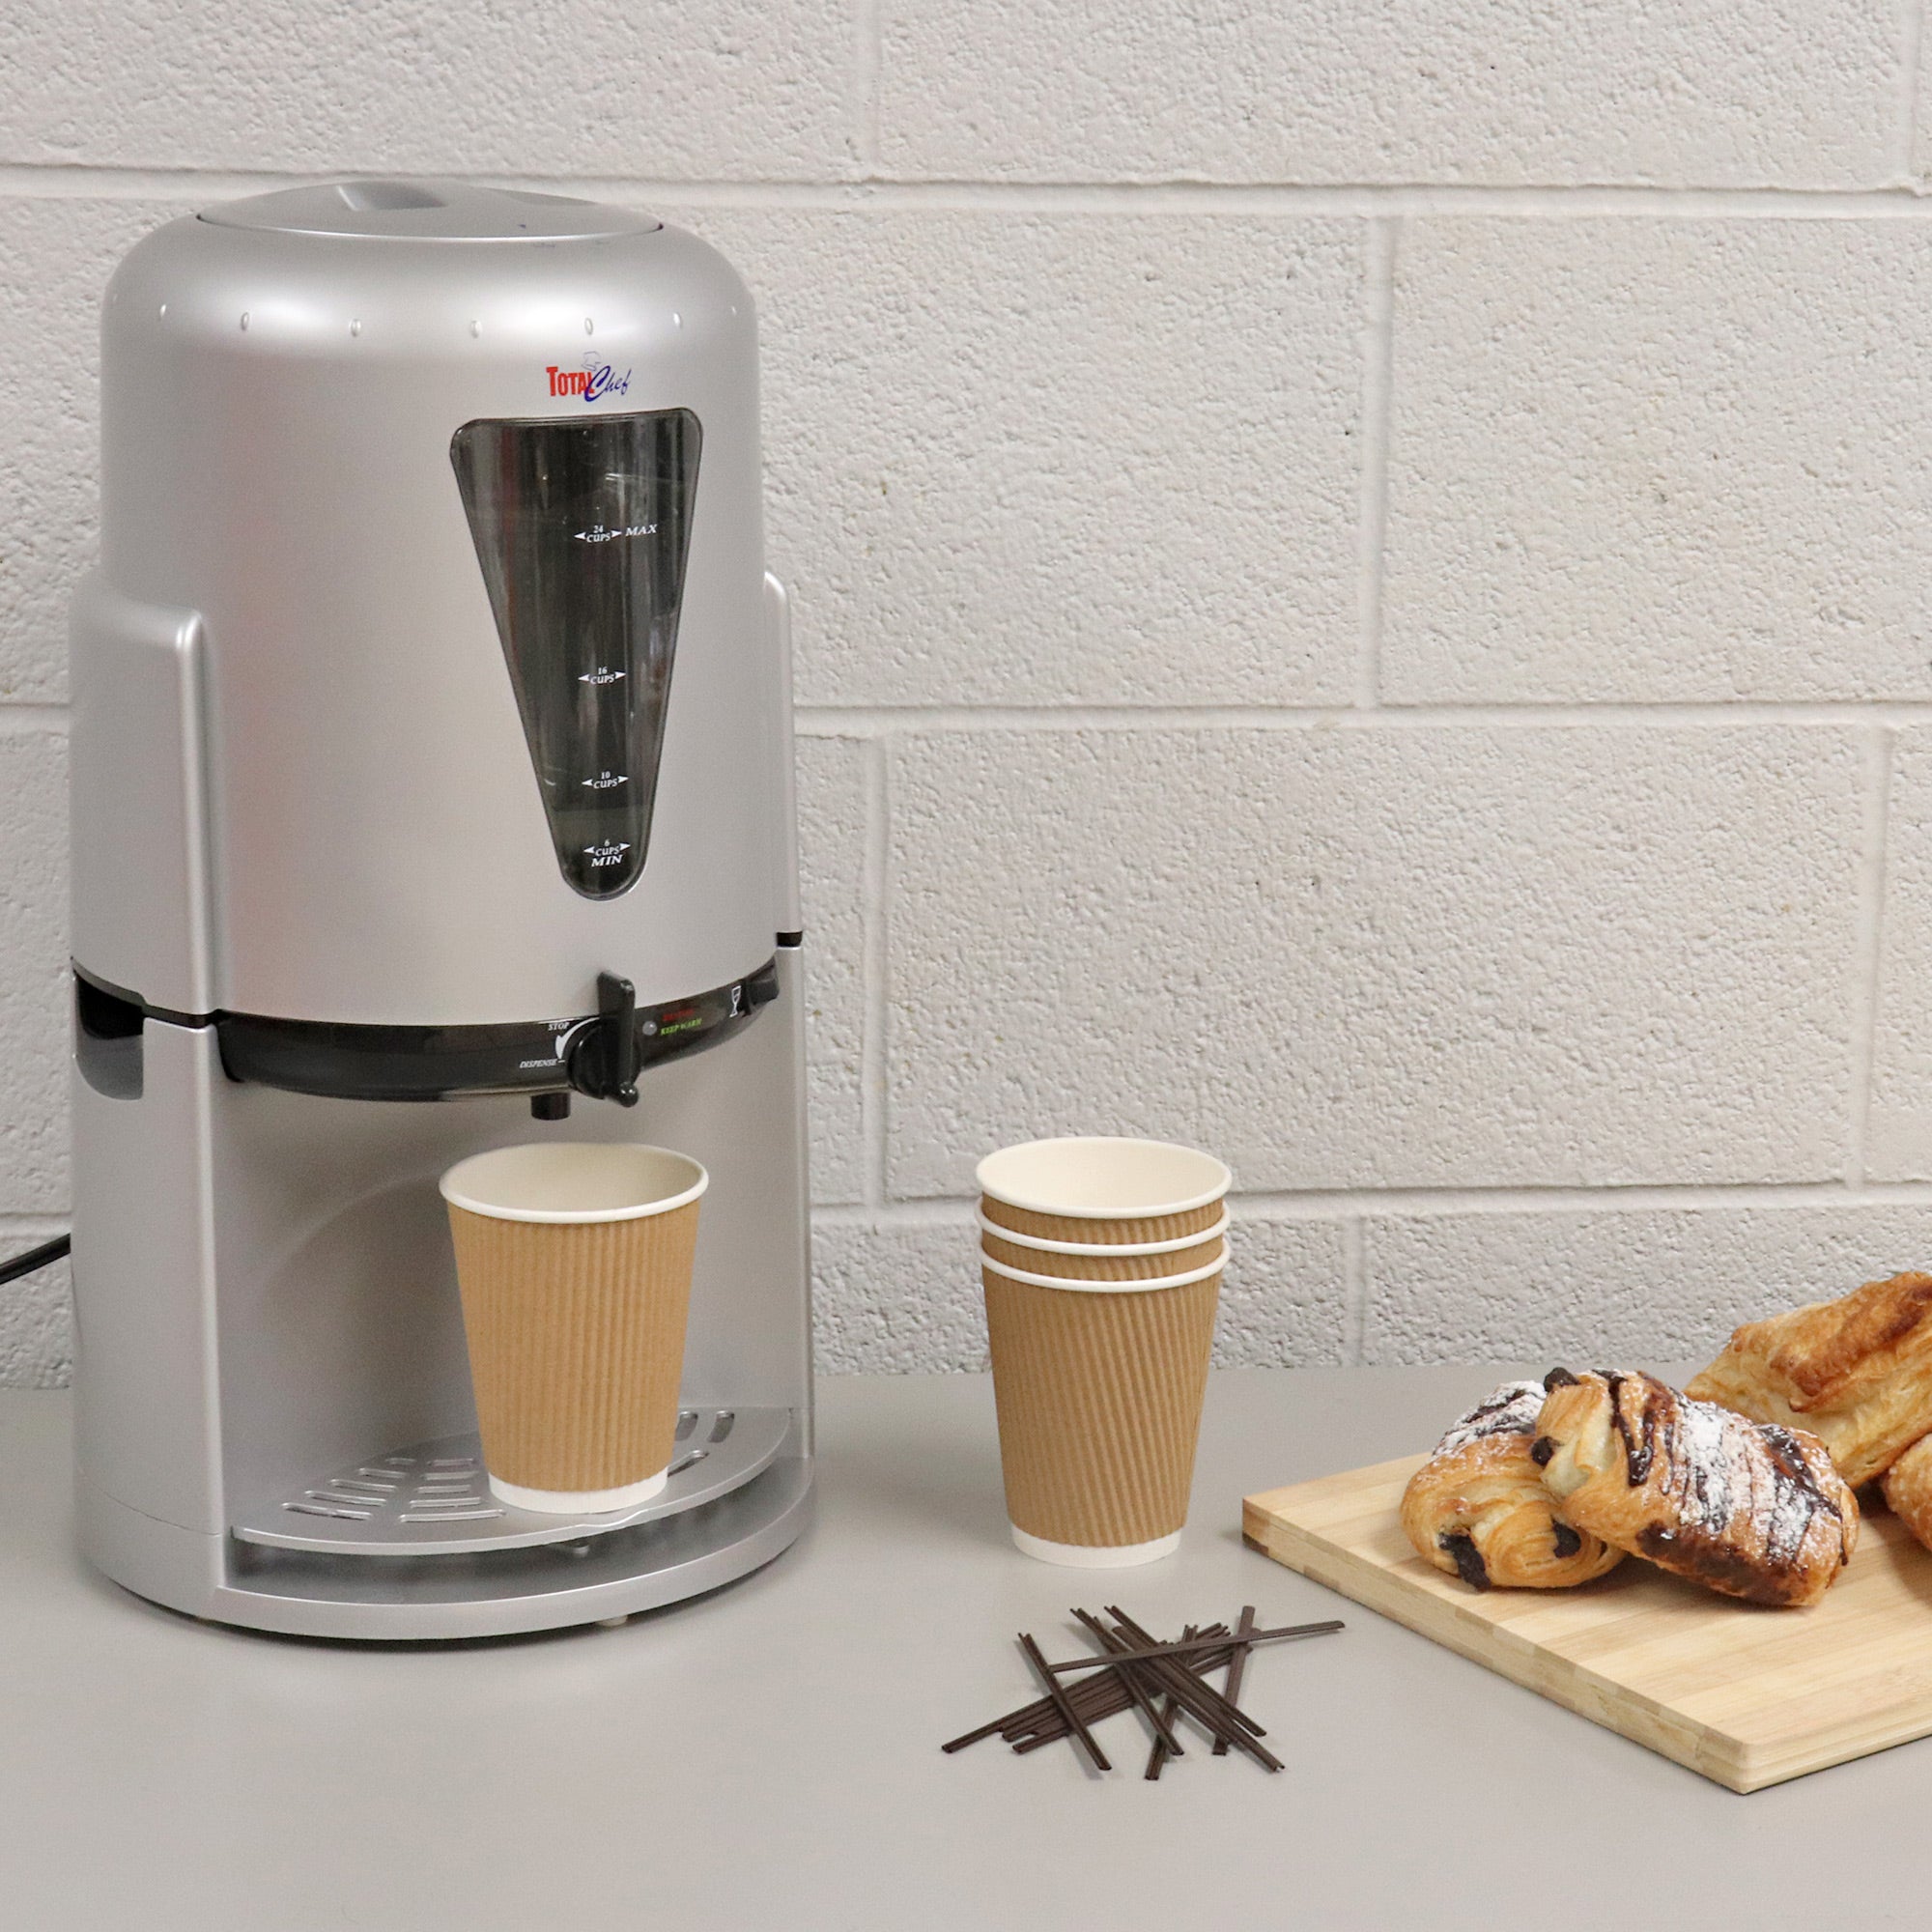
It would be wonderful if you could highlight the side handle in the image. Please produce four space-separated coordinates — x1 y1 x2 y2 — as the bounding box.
69 575 214 1014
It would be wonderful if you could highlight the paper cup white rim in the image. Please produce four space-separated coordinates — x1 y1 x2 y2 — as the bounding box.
979 1248 1226 1294
975 1136 1232 1219
1010 1526 1182 1567
975 1207 1229 1256
440 1143 709 1224
980 1232 1223 1286
488 1467 668 1514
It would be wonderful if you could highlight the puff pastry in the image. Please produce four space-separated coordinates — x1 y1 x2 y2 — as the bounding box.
1880 1432 1932 1553
1686 1271 1932 1486
1533 1368 1858 1607
1400 1379 1623 1591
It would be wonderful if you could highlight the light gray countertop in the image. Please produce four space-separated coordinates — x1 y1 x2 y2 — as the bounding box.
0 1367 1921 1929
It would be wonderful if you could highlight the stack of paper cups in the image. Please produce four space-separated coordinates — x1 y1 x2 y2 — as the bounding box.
977 1137 1232 1567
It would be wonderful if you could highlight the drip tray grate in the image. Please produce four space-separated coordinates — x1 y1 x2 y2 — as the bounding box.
232 1406 791 1557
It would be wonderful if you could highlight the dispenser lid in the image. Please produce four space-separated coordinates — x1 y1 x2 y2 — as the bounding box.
197 180 662 242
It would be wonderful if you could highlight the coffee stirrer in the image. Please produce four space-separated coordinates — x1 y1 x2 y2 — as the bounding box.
943 1606 1344 1774
1043 1617 1344 1675
1069 1608 1187 1759
1000 1612 1341 1755
1008 1630 1238 1754
1017 1632 1111 1774
940 1622 1234 1755
1213 1605 1258 1757
1144 1624 1198 1780
1101 1605 1284 1771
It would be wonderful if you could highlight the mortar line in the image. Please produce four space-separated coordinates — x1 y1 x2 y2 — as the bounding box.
1902 0 1928 185
860 736 891 1208
0 1217 70 1239
1849 726 1898 1185
795 700 1932 734
1340 1218 1368 1365
1353 219 1398 708
1231 1179 1932 1210
810 1179 1932 1228
0 705 71 734
851 0 883 173
14 164 1932 218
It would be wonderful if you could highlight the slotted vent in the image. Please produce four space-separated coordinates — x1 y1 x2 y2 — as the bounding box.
279 1448 506 1528
234 1408 790 1559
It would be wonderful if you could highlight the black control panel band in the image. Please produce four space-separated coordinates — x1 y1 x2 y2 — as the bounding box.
72 960 781 1105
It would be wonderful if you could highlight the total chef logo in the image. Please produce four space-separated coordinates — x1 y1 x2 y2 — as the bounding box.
546 360 632 403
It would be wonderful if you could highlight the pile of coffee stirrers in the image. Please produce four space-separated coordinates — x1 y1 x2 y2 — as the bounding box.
942 1605 1345 1779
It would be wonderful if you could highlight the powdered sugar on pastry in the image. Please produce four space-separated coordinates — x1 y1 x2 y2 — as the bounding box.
1534 1368 1858 1607
1401 1378 1624 1591
1668 1398 1823 1565
1433 1381 1546 1458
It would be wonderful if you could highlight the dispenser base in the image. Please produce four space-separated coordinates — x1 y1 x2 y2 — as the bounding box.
230 1407 787 1557
79 1455 811 1641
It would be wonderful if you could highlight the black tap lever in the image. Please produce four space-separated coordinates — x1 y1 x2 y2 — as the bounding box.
568 972 641 1107
600 971 641 1106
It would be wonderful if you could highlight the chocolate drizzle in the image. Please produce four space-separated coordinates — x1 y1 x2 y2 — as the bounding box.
1603 1371 1662 1486
1574 1373 1860 1605
1759 1420 1852 1561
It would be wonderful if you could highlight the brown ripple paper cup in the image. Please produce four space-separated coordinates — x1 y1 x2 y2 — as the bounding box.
977 1136 1232 1246
980 1221 1226 1282
440 1143 707 1515
980 1248 1222 1566
980 1196 1225 1245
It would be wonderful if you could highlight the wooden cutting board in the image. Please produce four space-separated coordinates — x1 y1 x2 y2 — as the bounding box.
1244 1454 1932 1791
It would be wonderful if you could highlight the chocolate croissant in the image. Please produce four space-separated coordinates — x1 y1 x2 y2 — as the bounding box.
1400 1380 1623 1591
1533 1368 1858 1607
1686 1271 1932 1486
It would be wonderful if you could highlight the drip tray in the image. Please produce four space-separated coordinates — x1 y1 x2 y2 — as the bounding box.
231 1406 790 1558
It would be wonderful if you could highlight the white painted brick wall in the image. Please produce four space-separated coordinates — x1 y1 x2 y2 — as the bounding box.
883 724 1862 1196
1868 727 1932 1177
795 734 869 1203
1383 219 1932 703
0 5 857 179
666 207 1365 706
877 1 1904 187
0 197 187 705
0 730 69 1217
6 1 1932 1379
1363 1205 1932 1362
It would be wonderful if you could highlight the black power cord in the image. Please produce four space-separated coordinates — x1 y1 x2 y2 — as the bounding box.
0 1236 71 1288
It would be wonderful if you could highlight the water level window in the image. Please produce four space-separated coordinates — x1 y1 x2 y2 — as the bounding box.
451 409 701 898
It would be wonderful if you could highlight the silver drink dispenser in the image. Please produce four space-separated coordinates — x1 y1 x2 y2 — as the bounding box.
68 182 811 1638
